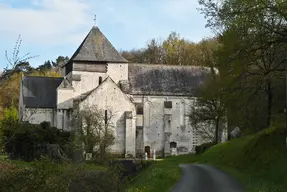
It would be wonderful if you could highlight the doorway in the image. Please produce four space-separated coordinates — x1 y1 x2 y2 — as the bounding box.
144 146 151 158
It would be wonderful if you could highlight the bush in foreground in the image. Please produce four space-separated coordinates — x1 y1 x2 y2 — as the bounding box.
1 120 71 161
0 158 121 192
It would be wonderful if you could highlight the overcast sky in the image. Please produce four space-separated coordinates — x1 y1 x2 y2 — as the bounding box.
0 0 213 68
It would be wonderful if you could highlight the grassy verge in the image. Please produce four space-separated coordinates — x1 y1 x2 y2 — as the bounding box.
126 127 287 192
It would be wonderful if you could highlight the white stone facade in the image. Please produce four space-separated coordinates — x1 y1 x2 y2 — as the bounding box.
19 26 227 158
132 95 198 156
22 108 57 127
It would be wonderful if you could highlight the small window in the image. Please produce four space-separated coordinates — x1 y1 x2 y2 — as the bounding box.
104 110 107 124
164 101 172 108
135 103 143 115
99 76 102 85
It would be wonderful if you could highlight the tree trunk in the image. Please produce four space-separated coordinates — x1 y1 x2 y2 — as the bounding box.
266 80 273 128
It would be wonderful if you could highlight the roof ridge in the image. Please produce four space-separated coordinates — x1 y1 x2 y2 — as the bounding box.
24 75 63 79
129 63 208 67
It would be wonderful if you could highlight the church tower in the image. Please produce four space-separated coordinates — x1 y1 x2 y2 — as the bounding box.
61 26 129 97
56 26 129 130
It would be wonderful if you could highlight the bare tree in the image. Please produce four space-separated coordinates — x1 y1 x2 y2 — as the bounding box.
1 35 38 81
189 74 227 144
5 35 38 69
74 105 115 161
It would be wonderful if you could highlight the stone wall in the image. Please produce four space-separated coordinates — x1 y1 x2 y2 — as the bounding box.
70 62 128 98
107 63 128 84
23 108 57 127
72 71 107 97
57 89 73 109
132 95 203 157
79 77 136 157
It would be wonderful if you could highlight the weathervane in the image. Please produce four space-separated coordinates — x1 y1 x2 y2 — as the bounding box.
94 14 97 26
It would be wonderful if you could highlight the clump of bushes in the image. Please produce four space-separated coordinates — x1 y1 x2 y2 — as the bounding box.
0 157 122 192
0 119 71 161
195 142 216 155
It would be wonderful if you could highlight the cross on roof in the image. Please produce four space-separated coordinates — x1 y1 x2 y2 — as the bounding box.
94 14 96 26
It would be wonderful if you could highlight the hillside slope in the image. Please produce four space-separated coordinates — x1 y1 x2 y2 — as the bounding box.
126 127 287 192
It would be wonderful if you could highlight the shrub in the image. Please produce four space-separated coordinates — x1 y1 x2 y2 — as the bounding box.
195 142 216 155
2 107 18 121
0 158 122 192
68 169 120 192
0 120 71 161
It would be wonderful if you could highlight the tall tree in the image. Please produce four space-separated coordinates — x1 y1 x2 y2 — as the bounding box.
199 0 287 130
190 69 227 143
121 32 219 66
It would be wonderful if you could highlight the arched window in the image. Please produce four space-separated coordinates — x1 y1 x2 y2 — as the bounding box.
99 76 102 85
170 141 177 148
180 101 185 128
144 101 151 127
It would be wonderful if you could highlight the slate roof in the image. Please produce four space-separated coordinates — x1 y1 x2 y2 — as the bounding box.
125 64 211 96
69 26 128 63
22 76 63 108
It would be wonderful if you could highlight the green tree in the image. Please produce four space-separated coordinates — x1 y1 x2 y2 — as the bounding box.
199 0 287 130
36 60 52 71
121 32 219 66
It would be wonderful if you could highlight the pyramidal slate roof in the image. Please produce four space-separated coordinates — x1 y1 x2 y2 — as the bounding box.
70 26 128 63
22 76 63 108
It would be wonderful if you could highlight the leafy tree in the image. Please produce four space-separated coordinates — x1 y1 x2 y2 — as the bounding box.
54 56 69 67
162 32 190 65
121 49 147 63
198 0 287 130
3 107 18 121
36 56 69 74
198 0 286 43
121 32 219 66
144 38 164 64
36 60 52 71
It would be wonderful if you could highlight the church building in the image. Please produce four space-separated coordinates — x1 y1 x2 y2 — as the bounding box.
18 25 225 158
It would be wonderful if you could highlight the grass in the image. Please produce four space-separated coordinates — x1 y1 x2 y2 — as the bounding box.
0 157 107 171
125 126 287 192
0 157 110 191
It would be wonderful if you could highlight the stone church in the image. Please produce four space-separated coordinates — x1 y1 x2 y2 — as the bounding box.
18 25 225 158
